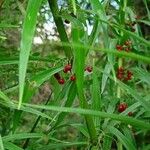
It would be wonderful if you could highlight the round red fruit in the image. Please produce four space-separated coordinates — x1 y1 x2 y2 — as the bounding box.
86 66 93 72
63 64 72 73
58 78 65 84
118 103 128 113
116 45 123 51
70 75 76 81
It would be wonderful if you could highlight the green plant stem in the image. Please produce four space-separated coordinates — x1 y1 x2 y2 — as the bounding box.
23 92 52 149
117 141 123 150
48 0 72 59
117 58 123 98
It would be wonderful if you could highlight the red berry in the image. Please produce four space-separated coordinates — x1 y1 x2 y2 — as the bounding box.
125 70 133 81
70 75 76 81
117 67 125 80
58 78 65 84
54 73 61 80
117 73 124 80
63 64 72 73
86 66 93 72
117 67 124 73
116 45 123 51
128 112 133 116
118 103 128 113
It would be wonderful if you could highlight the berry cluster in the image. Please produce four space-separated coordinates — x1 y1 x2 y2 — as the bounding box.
116 40 132 52
54 64 76 85
54 64 93 85
118 102 133 116
117 67 133 81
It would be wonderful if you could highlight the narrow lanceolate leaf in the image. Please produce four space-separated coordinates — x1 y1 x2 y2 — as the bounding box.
2 133 43 142
18 0 43 109
72 18 97 143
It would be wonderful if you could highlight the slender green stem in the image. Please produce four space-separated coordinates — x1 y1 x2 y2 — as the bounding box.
48 0 72 59
117 58 123 98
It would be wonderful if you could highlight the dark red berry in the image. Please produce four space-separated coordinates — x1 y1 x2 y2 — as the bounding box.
128 112 133 116
86 66 93 72
116 45 123 51
125 70 133 81
54 73 61 80
127 70 133 76
58 78 65 84
63 64 72 73
117 67 125 80
117 73 124 80
70 75 76 81
117 67 124 74
118 103 128 113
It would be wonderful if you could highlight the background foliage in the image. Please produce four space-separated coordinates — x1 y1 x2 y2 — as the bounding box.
0 0 150 149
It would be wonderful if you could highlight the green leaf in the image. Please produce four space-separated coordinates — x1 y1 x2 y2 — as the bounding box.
23 66 63 103
102 133 113 150
72 15 97 143
37 141 87 150
3 142 23 150
23 103 150 130
108 126 136 150
3 133 43 142
101 63 112 94
19 0 43 109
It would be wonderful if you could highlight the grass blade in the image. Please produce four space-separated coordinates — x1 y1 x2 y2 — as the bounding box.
19 0 43 109
3 142 23 150
3 133 43 142
23 103 150 130
108 126 136 150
